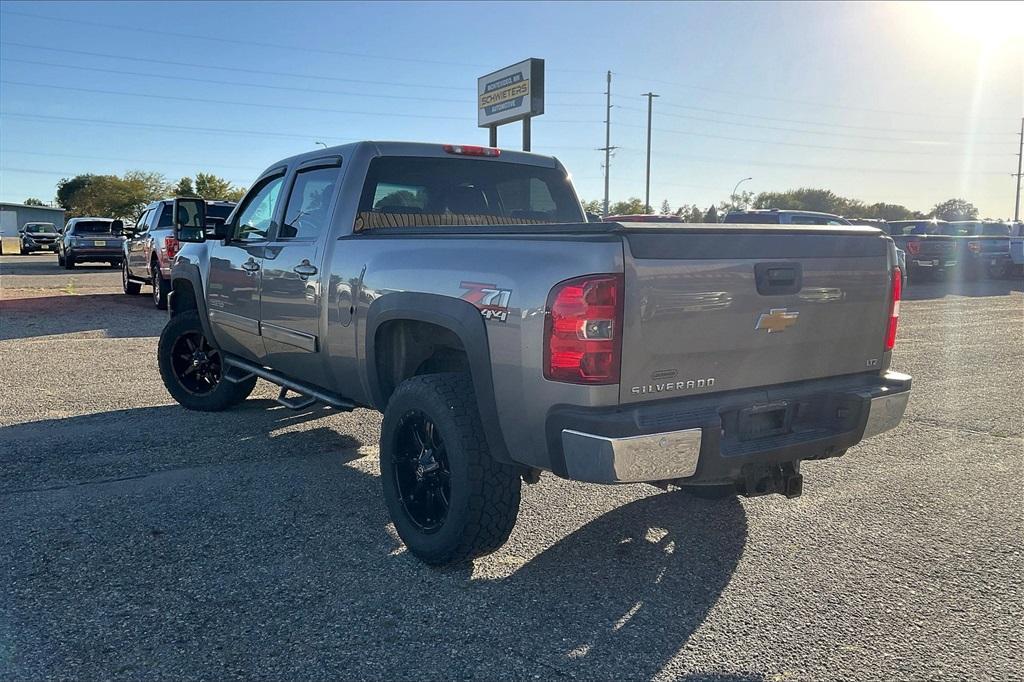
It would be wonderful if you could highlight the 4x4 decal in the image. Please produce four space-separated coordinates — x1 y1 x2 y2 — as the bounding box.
460 281 512 322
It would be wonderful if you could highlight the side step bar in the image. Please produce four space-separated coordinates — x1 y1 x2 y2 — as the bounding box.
223 355 355 412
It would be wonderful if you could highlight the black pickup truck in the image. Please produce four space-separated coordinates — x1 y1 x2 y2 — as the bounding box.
887 220 958 281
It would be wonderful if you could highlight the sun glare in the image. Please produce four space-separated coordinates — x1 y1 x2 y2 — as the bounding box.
927 1 1024 42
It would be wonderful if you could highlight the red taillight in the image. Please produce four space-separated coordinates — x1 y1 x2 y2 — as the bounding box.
164 237 180 260
885 267 902 351
544 274 623 384
967 240 981 254
442 144 500 157
905 240 921 256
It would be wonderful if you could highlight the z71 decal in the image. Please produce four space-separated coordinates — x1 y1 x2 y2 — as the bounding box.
460 281 512 322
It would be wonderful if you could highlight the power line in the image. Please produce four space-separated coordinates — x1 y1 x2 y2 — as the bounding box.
0 80 604 125
0 43 603 96
0 57 605 108
1 9 598 75
0 149 262 171
0 111 602 152
613 110 1009 147
613 71 1019 122
612 121 1010 157
614 99 1012 138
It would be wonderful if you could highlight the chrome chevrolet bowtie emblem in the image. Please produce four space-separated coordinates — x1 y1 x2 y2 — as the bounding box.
756 308 799 333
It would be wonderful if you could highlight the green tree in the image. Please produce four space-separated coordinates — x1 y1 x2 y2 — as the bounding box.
580 199 603 215
174 177 195 196
23 197 45 206
659 199 672 215
861 202 920 221
609 197 646 215
719 189 755 216
929 198 978 221
195 173 245 202
753 188 864 216
55 171 170 220
703 205 719 223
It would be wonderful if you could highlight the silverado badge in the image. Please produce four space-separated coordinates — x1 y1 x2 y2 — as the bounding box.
755 308 800 333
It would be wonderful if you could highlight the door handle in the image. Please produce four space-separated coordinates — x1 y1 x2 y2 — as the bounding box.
241 259 260 272
293 261 318 277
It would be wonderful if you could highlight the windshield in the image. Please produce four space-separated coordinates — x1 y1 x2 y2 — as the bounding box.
356 156 583 229
941 222 976 236
981 223 1010 236
25 223 56 233
72 220 114 234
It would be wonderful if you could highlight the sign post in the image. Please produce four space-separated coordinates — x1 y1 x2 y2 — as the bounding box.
477 58 544 152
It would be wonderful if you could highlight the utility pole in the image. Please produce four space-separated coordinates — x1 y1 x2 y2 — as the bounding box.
1014 117 1023 222
642 92 659 213
598 71 616 217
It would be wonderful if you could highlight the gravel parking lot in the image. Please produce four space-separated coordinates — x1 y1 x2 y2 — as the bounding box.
1 253 1021 681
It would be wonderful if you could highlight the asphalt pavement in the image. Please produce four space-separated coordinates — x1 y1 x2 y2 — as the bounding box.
1 253 1021 681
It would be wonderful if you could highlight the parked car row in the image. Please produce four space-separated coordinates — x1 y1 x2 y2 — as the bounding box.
722 210 1021 284
13 199 237 310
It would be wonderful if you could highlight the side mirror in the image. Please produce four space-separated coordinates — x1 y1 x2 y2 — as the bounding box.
206 217 232 241
111 219 125 236
174 197 207 243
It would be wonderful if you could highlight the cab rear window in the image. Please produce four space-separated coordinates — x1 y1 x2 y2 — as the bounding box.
355 156 583 229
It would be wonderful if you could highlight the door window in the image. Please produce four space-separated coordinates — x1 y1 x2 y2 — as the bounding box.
135 209 151 233
234 176 284 242
156 203 174 228
280 166 340 240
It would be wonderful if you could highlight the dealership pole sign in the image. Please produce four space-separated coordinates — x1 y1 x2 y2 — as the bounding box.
477 58 544 152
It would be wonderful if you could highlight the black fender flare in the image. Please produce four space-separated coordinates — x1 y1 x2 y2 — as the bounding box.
364 292 513 465
168 262 216 342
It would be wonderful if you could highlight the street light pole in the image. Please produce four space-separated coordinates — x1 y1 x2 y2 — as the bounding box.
642 92 659 213
733 175 757 199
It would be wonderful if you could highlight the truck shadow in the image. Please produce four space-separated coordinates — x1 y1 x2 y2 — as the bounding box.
2 399 747 680
0 293 165 340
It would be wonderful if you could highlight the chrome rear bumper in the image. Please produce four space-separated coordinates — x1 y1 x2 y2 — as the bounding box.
561 428 702 483
559 371 911 484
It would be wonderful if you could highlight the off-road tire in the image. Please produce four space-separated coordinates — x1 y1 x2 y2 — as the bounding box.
158 310 256 411
380 372 521 566
152 261 169 310
122 260 142 295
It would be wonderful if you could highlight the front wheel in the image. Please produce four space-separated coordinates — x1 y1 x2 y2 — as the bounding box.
64 254 75 269
158 310 256 411
380 373 522 566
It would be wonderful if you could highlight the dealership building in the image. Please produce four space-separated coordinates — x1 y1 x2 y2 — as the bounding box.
0 202 66 253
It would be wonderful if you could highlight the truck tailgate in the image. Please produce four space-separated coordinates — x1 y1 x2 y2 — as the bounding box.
619 227 894 405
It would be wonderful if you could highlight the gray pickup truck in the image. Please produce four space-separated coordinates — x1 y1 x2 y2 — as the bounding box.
160 141 911 565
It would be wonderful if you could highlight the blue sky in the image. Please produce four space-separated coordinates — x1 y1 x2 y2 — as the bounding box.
1 1 1021 217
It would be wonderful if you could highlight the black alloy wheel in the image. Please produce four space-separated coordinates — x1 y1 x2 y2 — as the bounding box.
392 410 451 532
169 328 223 395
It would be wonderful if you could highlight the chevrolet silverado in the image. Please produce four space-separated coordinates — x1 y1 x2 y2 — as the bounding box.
159 141 911 565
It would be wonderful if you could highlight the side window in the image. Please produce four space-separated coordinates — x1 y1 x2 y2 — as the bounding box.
135 209 150 233
234 175 285 242
280 166 340 240
156 203 174 229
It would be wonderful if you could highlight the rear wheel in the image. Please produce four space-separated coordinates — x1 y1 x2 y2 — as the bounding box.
380 373 521 565
158 310 256 411
122 260 142 295
987 261 1009 279
57 251 65 266
151 261 169 309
